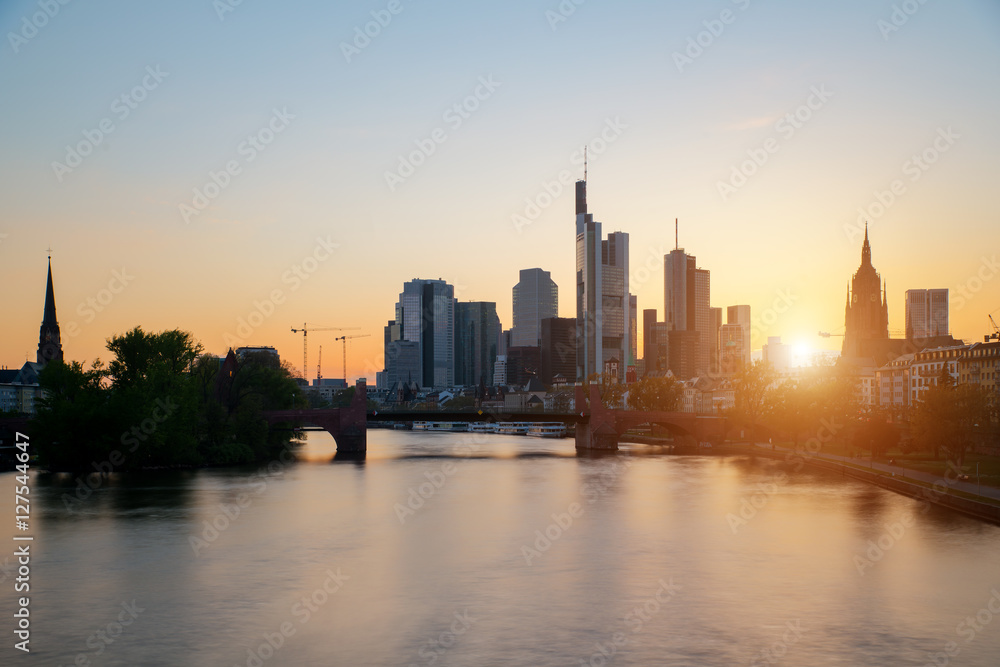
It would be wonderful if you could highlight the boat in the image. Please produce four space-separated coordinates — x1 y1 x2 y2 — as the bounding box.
467 422 497 433
526 423 567 438
496 422 532 435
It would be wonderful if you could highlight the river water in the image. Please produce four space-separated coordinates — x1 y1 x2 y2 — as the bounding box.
3 430 1000 666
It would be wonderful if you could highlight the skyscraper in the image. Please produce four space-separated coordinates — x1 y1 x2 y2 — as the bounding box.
540 317 576 386
385 279 455 388
601 231 630 380
455 302 501 387
576 179 603 380
905 289 949 340
663 222 710 379
726 305 751 366
709 307 722 375
843 225 889 358
511 268 558 348
37 256 63 365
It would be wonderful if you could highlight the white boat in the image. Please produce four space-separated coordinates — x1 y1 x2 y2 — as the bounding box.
526 423 567 438
424 422 468 432
467 422 497 433
412 421 432 430
496 422 532 435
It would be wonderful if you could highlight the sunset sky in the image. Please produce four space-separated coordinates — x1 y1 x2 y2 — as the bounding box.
2 0 999 381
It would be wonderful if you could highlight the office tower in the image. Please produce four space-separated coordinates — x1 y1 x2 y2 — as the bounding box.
720 323 747 376
507 346 541 388
726 304 751 366
642 309 659 376
905 289 949 340
709 307 722 375
663 222 710 379
455 302 501 387
541 317 577 386
385 279 455 388
843 225 889 358
511 269 558 348
575 180 629 381
628 294 638 371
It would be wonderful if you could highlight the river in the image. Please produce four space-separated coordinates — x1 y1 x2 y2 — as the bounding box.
3 430 1000 666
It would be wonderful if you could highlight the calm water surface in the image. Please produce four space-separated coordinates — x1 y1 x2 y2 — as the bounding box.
3 430 1000 666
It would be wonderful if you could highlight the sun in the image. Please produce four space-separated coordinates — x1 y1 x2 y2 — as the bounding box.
792 341 814 367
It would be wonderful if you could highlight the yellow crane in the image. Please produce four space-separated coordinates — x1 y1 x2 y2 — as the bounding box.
335 333 370 381
290 324 359 381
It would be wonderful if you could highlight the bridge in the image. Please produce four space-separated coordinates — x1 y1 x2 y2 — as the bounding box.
263 381 727 454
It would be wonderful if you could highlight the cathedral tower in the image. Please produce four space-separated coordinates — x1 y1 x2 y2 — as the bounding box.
842 225 889 358
37 256 63 365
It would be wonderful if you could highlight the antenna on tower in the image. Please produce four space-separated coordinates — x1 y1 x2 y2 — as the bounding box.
584 146 588 182
675 218 679 250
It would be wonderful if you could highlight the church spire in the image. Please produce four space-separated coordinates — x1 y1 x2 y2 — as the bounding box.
37 254 63 365
861 222 872 267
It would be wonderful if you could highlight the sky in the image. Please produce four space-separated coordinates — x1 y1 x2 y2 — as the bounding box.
2 0 999 382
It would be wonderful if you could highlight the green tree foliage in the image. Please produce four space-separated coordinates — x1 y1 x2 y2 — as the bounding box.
587 373 626 409
33 327 304 471
853 406 900 461
911 367 993 466
626 376 682 412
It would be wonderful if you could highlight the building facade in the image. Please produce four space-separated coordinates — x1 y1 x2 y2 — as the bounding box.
384 279 455 388
511 269 557 348
455 301 501 387
540 317 576 386
905 289 949 340
664 239 711 380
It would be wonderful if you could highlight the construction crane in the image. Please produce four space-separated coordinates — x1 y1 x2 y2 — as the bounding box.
818 331 844 338
317 346 323 382
290 324 359 381
335 334 370 381
986 314 1000 343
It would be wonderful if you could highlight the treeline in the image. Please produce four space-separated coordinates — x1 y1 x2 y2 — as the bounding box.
730 361 997 465
32 327 305 471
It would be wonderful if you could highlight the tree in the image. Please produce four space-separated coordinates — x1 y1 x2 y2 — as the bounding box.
587 373 626 409
627 376 682 412
911 367 993 466
732 361 776 445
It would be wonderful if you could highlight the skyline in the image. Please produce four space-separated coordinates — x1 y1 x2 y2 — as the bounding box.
3 0 1000 380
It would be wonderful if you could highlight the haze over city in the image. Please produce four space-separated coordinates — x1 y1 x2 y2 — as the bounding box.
2 0 999 379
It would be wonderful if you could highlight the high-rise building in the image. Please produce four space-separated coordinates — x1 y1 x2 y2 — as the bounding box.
720 324 746 376
507 346 541 388
37 256 63 365
455 302 501 387
511 269 558 348
540 317 576 386
709 307 722 376
843 225 889 358
575 180 630 381
663 223 710 379
905 289 949 340
628 294 638 371
761 336 791 374
726 305 751 366
384 279 455 388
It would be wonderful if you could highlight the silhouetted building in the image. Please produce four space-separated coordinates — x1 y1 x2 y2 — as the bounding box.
664 224 710 379
905 289 949 340
455 302 501 387
843 225 889 358
384 279 455 388
726 305 751 366
511 269 557 348
575 180 630 381
37 256 63 365
709 307 722 376
506 346 541 387
720 324 747 376
540 317 576 386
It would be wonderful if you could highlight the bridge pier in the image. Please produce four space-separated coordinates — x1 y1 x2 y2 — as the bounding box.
574 383 619 451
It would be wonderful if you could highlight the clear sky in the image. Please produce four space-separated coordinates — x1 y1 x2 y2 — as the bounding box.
2 0 999 381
